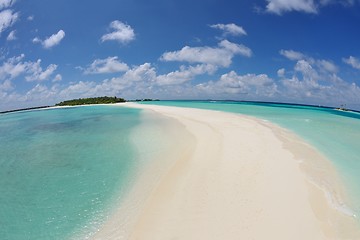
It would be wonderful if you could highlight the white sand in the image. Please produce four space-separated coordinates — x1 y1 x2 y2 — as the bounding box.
94 103 360 239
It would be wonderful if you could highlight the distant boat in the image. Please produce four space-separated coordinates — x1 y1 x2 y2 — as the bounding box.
336 104 348 111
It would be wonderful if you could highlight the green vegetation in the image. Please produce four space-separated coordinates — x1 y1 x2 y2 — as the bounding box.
55 96 126 106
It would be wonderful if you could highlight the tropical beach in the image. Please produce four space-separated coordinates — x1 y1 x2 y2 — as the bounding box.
91 102 360 239
2 0 360 239
1 102 360 239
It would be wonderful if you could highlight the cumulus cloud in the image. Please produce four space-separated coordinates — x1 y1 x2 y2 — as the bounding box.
343 56 360 70
6 29 15 40
56 62 219 101
266 0 318 14
210 23 247 36
120 63 156 83
2 46 360 111
0 54 58 82
0 9 19 35
280 49 306 61
219 40 252 57
277 54 360 107
277 68 286 77
160 40 252 67
0 79 12 91
32 37 41 44
156 64 217 85
83 56 129 74
2 55 360 112
62 62 217 98
57 63 157 100
33 30 65 49
280 49 338 74
0 54 27 80
265 0 359 15
317 59 338 73
0 0 15 10
197 71 277 97
53 74 62 82
101 20 135 44
43 30 65 49
25 60 58 82
294 59 320 81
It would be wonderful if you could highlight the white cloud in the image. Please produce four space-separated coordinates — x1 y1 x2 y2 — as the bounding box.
210 23 247 36
59 63 217 99
280 49 338 74
0 55 58 82
0 54 26 80
294 59 319 81
277 68 286 77
25 60 58 82
160 40 252 67
33 30 65 49
27 15 34 21
83 56 129 74
197 71 277 97
280 76 326 99
32 37 41 43
277 56 360 106
120 63 156 83
0 0 15 10
101 20 135 44
6 29 15 40
59 81 97 98
266 0 318 14
280 49 306 61
156 64 217 85
317 59 338 73
25 84 48 97
0 79 12 91
343 56 360 70
53 74 62 82
57 63 157 100
0 9 19 35
219 40 252 57
42 30 65 49
2 55 360 111
265 0 359 15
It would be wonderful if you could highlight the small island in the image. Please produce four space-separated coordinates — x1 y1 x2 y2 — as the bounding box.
55 96 126 106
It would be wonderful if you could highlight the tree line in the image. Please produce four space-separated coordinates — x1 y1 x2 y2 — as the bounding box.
55 96 126 106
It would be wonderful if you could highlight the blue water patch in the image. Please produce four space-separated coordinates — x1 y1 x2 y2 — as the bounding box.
0 106 141 240
141 100 360 217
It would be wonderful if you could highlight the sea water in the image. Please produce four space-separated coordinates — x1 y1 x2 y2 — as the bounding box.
0 106 142 240
141 100 360 218
2 101 360 239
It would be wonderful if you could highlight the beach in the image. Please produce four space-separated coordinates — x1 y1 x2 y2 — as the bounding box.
94 103 360 239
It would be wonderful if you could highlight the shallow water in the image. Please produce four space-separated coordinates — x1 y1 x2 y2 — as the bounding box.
141 100 360 218
0 106 141 239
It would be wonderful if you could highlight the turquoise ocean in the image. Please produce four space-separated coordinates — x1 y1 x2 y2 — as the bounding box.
1 101 360 239
0 106 142 239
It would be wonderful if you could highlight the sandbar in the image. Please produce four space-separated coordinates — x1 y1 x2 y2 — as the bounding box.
94 103 360 239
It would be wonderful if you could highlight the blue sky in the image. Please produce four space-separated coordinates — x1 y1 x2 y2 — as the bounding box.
1 0 360 111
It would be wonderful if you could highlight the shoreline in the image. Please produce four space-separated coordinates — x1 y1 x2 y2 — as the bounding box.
88 105 196 239
95 103 359 239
